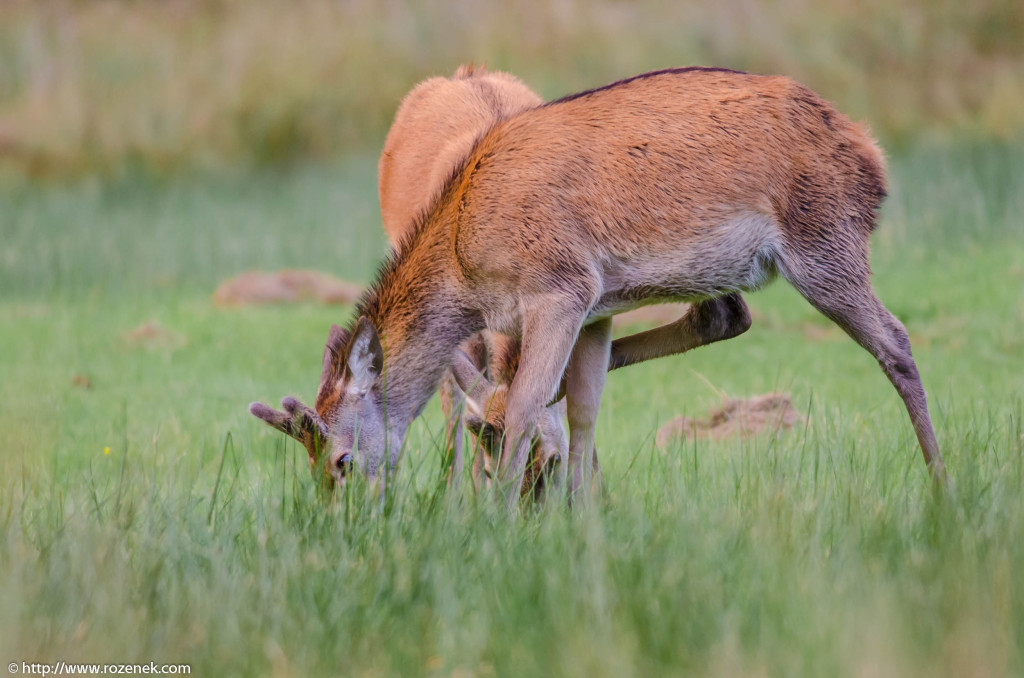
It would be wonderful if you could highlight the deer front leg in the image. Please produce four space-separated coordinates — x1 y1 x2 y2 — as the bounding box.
439 372 465 490
565 317 612 504
498 298 590 511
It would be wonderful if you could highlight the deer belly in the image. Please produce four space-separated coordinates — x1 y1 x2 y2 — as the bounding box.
595 212 781 313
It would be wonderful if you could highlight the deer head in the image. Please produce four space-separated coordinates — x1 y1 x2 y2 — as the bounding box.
450 349 568 499
250 323 387 486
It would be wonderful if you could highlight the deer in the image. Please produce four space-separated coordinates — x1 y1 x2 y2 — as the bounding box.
253 66 948 510
250 66 753 499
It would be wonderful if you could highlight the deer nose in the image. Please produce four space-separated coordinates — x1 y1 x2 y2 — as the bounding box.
331 451 354 476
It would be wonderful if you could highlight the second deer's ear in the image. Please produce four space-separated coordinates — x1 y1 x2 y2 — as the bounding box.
345 316 383 393
451 349 499 418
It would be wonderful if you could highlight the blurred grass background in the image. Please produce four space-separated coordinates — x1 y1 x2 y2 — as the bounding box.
1 0 1023 181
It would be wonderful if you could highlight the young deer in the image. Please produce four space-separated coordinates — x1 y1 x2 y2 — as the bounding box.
251 66 751 497
260 67 946 507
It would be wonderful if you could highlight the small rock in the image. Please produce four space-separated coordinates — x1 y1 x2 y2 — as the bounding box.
657 392 805 446
124 321 185 349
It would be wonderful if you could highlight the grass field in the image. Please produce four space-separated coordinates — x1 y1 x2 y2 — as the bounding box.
1 143 1023 676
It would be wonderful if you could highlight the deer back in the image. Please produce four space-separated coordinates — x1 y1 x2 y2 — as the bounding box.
447 68 886 304
378 66 543 243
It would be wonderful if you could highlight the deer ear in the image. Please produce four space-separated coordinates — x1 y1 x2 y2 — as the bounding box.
451 349 498 418
318 324 351 405
345 316 383 393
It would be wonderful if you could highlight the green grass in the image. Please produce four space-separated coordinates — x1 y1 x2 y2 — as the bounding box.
1 143 1023 676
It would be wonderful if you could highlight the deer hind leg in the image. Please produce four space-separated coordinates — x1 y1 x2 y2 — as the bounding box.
548 294 752 403
783 251 948 483
565 317 613 504
608 293 752 371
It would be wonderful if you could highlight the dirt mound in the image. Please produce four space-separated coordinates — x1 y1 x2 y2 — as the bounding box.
71 374 93 389
213 270 362 307
656 392 805 446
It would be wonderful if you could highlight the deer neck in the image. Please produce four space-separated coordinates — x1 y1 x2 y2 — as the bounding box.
361 221 481 428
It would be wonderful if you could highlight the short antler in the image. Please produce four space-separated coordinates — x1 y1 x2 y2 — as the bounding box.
249 396 328 453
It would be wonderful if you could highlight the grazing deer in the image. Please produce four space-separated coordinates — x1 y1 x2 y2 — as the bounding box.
251 66 752 497
263 67 949 509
